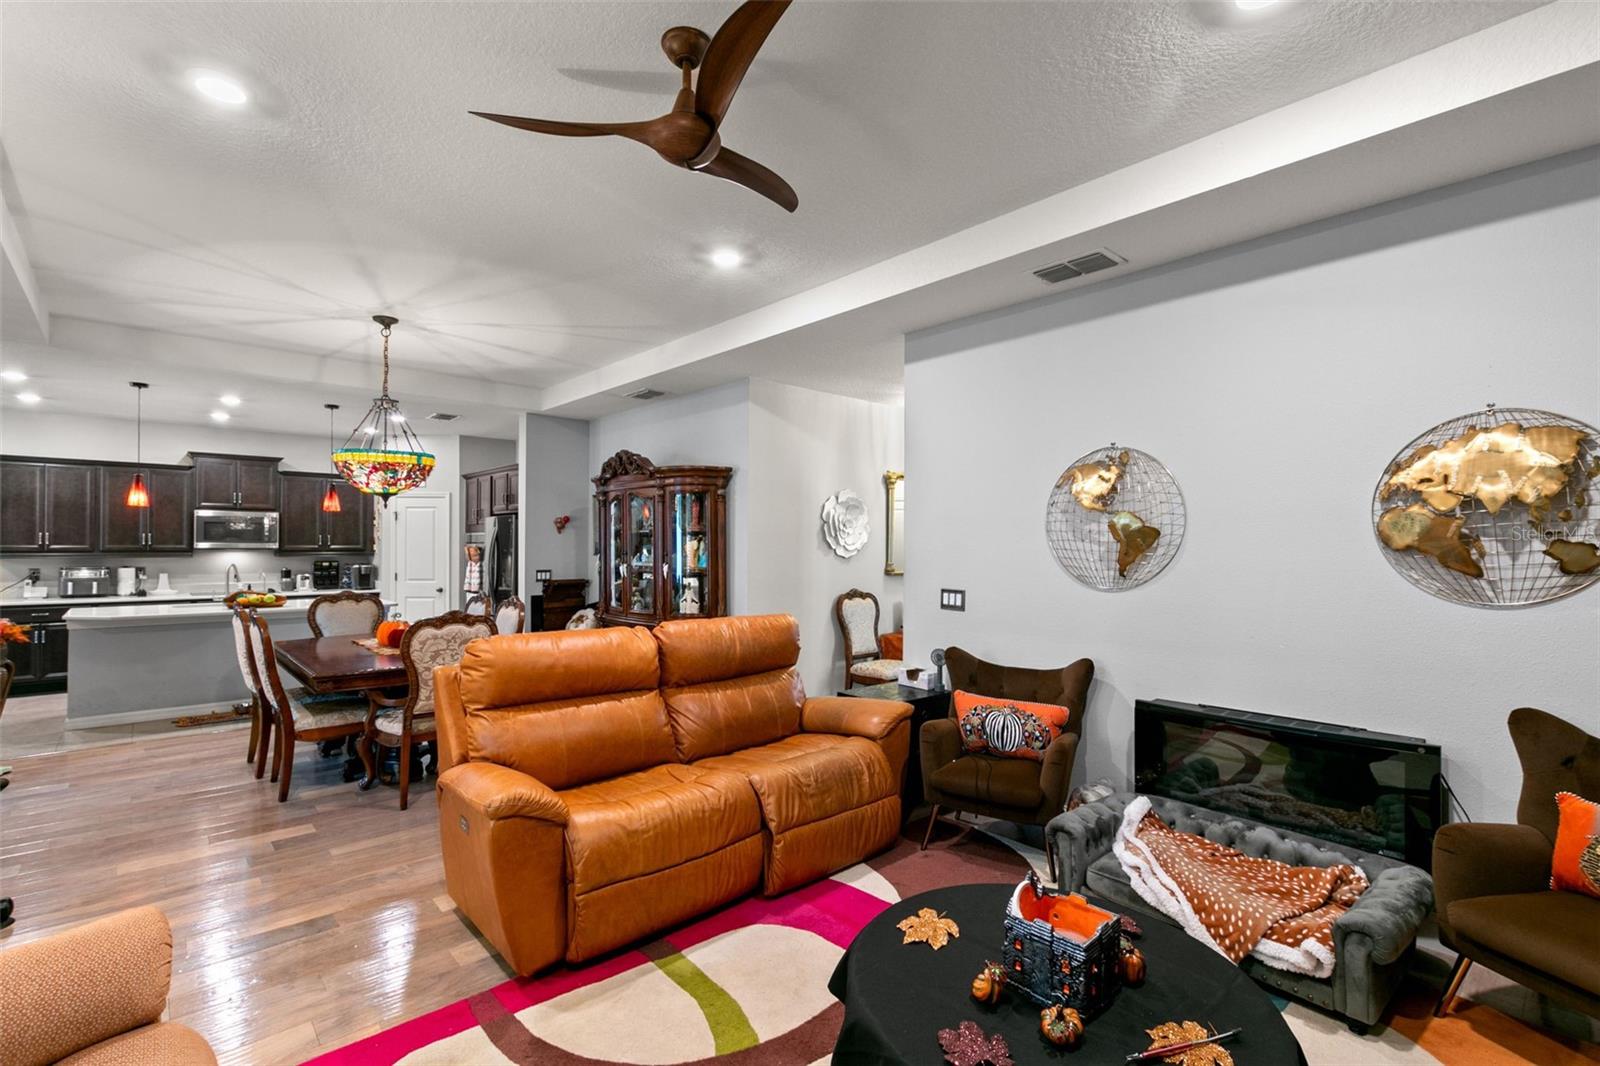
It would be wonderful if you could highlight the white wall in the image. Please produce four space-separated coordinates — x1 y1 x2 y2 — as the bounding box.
589 381 753 613
903 149 1600 825
517 414 592 598
747 380 904 695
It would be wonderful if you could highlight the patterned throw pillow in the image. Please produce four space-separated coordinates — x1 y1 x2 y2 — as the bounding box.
952 689 1070 761
1550 791 1600 899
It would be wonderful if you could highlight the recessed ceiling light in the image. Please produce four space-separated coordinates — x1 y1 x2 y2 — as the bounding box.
1234 0 1280 9
0 370 26 383
210 410 231 423
15 391 41 405
709 247 744 270
219 393 241 407
190 70 249 106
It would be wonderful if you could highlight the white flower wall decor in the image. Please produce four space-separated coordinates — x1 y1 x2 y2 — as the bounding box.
821 490 871 558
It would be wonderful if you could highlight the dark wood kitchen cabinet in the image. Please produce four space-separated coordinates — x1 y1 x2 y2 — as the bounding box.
99 464 193 552
191 453 280 509
464 474 485 534
0 459 97 553
278 474 372 553
3 604 70 691
489 468 518 515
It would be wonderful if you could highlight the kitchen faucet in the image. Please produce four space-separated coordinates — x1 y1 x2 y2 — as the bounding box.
224 563 241 596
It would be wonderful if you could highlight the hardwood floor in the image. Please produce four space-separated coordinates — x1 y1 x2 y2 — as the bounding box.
0 715 513 1064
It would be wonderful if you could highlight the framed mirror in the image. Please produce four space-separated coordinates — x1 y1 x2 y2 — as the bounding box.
884 470 905 575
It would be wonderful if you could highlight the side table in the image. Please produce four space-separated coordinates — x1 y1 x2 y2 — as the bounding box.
837 681 950 823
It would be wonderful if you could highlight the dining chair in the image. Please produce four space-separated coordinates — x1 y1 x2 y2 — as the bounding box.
0 658 13 788
493 595 525 636
835 588 902 689
248 609 369 803
229 606 266 769
360 611 495 810
463 593 491 617
306 591 384 638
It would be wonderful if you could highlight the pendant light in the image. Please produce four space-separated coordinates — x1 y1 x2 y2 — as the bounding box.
333 315 435 505
321 403 342 513
126 382 150 508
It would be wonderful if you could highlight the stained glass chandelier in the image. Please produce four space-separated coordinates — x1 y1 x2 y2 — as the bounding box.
333 315 435 504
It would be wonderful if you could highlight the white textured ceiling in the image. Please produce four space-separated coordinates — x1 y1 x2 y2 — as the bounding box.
0 0 1547 433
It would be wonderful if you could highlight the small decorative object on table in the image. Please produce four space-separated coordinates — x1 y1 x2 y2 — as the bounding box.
970 961 1006 1005
375 619 410 649
937 1020 1013 1066
898 907 960 950
1001 871 1125 1016
1120 943 1147 987
1135 1021 1239 1066
1039 1004 1084 1049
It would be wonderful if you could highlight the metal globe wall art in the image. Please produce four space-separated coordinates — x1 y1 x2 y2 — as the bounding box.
1045 445 1186 591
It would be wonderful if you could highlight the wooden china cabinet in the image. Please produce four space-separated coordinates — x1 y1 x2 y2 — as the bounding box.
593 450 731 627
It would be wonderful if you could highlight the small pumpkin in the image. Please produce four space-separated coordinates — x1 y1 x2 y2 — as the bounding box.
1120 945 1147 987
1040 1004 1083 1049
970 961 1007 1005
376 620 410 648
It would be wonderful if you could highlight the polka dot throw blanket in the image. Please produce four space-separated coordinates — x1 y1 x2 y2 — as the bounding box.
1112 796 1368 978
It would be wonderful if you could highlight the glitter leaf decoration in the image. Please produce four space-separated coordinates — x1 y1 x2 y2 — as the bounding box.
1145 1021 1235 1066
937 1020 1013 1066
898 907 961 950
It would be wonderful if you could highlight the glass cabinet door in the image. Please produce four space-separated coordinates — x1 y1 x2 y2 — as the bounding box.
627 493 656 615
669 490 709 617
607 497 624 611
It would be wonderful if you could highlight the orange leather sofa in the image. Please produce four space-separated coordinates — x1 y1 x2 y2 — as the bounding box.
431 614 912 975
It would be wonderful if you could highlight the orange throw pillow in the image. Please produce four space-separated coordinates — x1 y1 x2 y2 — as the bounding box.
952 690 1070 761
1550 791 1600 899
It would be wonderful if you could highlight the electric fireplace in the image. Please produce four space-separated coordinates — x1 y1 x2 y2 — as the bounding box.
1133 698 1445 869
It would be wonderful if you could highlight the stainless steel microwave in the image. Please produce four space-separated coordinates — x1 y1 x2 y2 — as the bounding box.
193 509 280 549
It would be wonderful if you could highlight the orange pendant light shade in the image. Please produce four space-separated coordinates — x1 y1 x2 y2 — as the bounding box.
126 472 150 509
321 481 342 512
127 381 151 509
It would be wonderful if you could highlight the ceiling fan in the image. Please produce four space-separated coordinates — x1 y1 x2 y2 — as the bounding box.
471 0 798 212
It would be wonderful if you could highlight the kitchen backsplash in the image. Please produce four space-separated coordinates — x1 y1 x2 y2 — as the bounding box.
1 550 374 598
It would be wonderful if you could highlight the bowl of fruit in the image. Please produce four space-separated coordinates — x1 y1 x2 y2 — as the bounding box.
226 591 287 608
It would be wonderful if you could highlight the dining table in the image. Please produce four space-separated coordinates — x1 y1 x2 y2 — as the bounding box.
270 634 411 781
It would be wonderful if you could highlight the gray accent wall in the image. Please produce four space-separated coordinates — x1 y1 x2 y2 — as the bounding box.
903 149 1600 824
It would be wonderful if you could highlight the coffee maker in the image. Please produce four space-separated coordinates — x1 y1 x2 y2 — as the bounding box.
350 563 376 590
311 559 341 590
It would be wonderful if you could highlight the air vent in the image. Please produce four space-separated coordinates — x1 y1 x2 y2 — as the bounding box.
426 412 460 422
626 387 666 400
1032 249 1125 284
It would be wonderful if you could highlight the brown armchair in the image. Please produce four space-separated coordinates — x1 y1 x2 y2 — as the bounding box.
0 906 217 1066
919 647 1093 878
1433 707 1600 1019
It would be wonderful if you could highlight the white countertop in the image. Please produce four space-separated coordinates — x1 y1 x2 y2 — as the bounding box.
64 593 389 629
6 589 351 610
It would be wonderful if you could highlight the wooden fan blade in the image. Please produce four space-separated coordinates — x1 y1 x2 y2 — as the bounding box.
695 0 792 126
470 111 652 141
694 147 797 212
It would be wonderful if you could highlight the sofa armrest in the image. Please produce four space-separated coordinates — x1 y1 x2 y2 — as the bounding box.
436 762 570 976
1037 731 1082 814
438 761 568 824
1432 822 1552 936
919 717 962 803
802 696 912 740
0 906 173 1066
1333 865 1434 967
1045 798 1126 892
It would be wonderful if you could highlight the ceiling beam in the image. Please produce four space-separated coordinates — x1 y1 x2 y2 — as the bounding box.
0 143 49 344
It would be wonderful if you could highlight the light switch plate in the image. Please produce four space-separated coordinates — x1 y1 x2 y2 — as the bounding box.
939 588 966 611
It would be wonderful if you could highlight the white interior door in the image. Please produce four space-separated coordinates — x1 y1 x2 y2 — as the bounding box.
385 492 450 621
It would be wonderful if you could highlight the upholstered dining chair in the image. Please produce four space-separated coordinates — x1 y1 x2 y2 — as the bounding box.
246 609 369 802
918 647 1094 879
229 606 267 773
835 588 902 689
463 593 491 617
1433 707 1600 1020
306 591 384 639
360 611 495 810
493 595 525 637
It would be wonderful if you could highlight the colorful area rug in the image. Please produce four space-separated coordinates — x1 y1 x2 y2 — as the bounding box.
307 826 1599 1066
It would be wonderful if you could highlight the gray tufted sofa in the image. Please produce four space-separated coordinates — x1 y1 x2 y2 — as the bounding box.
1047 792 1434 1031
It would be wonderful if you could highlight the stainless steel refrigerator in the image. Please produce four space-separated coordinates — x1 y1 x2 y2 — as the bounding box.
484 514 517 605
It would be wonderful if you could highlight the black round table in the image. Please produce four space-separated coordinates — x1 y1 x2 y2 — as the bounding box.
828 883 1306 1065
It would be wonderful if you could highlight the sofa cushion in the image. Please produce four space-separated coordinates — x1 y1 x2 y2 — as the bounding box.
458 627 676 790
656 614 806 761
655 614 800 687
698 735 894 835
929 754 1046 810
1448 891 1600 995
57 1023 216 1066
561 764 762 893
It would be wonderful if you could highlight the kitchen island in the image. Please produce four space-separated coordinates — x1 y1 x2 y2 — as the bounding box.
63 595 388 726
